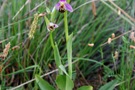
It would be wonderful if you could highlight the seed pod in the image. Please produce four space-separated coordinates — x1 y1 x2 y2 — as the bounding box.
91 1 97 17
107 38 112 44
88 43 94 47
111 33 115 39
28 13 39 39
118 9 121 15
0 42 10 60
114 51 119 59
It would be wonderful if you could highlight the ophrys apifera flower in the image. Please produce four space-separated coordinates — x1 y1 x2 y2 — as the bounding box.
47 22 58 31
55 0 73 13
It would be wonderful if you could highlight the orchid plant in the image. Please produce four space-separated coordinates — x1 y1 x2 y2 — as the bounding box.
35 0 93 90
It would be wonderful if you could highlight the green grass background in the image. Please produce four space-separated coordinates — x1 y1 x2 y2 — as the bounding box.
0 0 135 90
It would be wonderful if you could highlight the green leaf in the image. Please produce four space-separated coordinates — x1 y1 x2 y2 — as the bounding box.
54 44 62 74
122 36 129 44
59 65 69 76
6 65 39 76
54 44 62 69
56 75 66 90
67 33 73 78
65 75 74 90
44 16 50 26
51 7 57 22
77 86 93 90
67 33 73 62
46 7 51 14
35 75 55 90
99 80 118 90
56 75 74 90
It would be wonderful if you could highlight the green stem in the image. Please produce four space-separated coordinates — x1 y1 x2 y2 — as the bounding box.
67 0 70 3
50 31 62 75
64 11 72 79
64 12 69 41
50 31 55 48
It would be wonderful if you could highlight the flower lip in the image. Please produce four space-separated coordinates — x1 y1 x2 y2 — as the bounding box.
59 4 66 13
55 0 73 13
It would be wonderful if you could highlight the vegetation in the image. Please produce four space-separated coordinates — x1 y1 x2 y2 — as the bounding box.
0 0 135 90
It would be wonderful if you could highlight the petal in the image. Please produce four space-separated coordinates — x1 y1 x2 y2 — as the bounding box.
55 2 60 10
49 22 54 26
54 24 58 28
60 0 66 2
65 3 73 12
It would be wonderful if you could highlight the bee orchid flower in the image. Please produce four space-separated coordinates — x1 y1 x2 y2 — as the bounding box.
55 0 73 13
47 22 58 31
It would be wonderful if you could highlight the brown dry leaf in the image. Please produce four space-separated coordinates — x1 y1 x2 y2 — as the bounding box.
0 65 3 74
48 63 52 68
130 45 135 49
38 13 46 17
91 1 97 17
129 32 135 42
12 45 20 50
